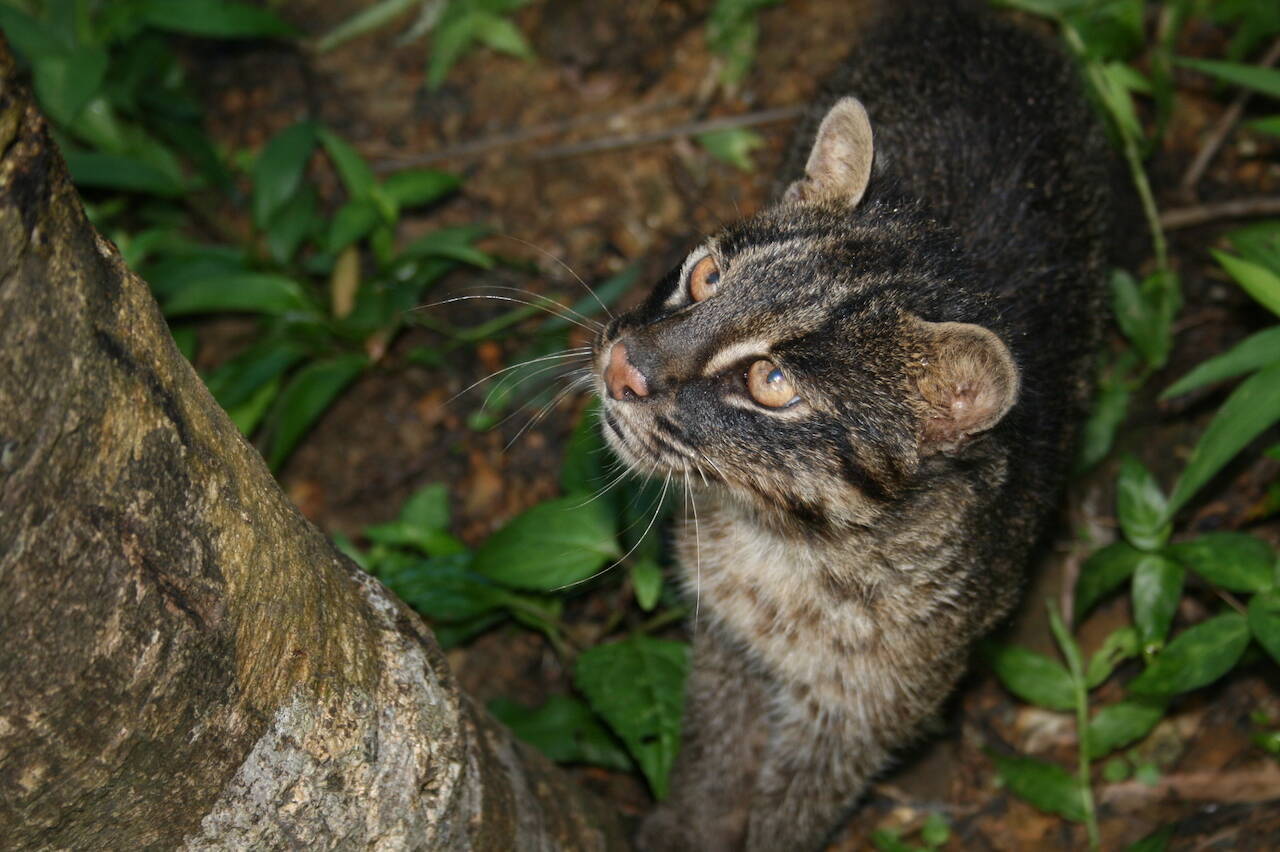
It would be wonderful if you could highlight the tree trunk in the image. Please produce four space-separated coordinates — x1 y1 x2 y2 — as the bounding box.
0 37 623 851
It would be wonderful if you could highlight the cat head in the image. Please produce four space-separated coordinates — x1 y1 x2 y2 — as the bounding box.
594 98 1019 534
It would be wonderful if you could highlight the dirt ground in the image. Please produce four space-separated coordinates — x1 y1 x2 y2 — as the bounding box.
194 1 1279 848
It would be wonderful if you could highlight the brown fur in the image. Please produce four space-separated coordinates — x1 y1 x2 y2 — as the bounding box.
593 3 1110 849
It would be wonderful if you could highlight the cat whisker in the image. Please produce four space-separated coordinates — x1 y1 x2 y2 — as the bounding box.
416 294 600 334
464 285 606 331
685 471 703 630
552 470 671 592
503 371 594 451
446 348 592 407
497 233 615 321
483 358 588 414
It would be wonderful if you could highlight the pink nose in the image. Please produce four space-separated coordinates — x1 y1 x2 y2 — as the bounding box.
605 341 649 400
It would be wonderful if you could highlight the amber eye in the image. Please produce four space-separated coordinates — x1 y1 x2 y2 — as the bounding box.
688 255 720 302
746 359 799 408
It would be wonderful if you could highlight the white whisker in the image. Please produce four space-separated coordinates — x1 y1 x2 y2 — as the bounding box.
553 470 671 592
416 294 600 333
498 234 615 320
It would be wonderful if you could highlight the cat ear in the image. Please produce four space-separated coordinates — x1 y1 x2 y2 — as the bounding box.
909 320 1020 452
783 97 875 206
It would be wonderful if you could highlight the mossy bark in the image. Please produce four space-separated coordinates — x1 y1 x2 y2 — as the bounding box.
0 38 622 851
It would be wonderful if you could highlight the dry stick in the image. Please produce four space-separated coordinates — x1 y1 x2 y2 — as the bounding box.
1180 35 1280 195
1160 196 1280 230
372 96 686 171
531 105 806 160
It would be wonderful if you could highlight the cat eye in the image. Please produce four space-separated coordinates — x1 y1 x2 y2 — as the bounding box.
746 359 799 408
688 255 720 302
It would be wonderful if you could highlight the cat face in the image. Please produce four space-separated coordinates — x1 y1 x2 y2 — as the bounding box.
593 99 1019 534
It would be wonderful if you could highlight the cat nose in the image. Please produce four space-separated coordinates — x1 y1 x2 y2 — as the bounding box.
605 341 650 400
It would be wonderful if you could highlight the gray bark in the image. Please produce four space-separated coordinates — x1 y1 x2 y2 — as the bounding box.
0 37 623 851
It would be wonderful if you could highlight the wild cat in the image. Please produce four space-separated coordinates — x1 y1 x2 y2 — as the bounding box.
590 1 1110 849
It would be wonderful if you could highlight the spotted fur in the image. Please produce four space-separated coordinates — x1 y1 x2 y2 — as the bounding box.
595 3 1110 849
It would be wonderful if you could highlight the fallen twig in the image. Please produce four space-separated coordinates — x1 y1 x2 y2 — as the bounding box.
531 106 805 161
1101 764 1280 810
1160 196 1280 230
1180 36 1280 195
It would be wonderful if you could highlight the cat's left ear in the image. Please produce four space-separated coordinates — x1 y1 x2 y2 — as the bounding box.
908 319 1020 452
783 97 875 206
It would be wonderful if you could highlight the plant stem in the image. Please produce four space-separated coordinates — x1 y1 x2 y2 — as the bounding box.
1047 602 1101 851
1122 130 1168 275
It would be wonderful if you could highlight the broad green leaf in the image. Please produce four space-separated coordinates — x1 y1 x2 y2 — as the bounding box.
205 342 306 409
319 129 377 200
164 273 314 317
1117 456 1170 551
1087 698 1165 758
1214 250 1280 317
990 752 1087 822
64 151 184 197
1162 326 1280 397
1076 379 1129 471
315 0 419 53
136 0 295 38
1167 362 1280 515
707 0 781 84
489 695 633 771
474 14 535 58
630 559 663 612
224 376 279 436
400 482 451 533
1248 590 1280 665
697 127 765 171
920 812 950 848
575 637 690 799
170 326 198 362
365 483 463 556
471 495 620 590
1228 220 1280 274
327 199 380 253
1178 57 1280 100
1132 555 1184 649
1167 532 1276 593
561 399 608 494
32 48 107 125
428 3 534 88
401 226 494 267
1076 540 1145 618
1110 269 1172 368
0 7 65 61
1129 613 1250 695
382 169 461 207
141 246 250 300
433 612 506 648
265 183 320 264
266 354 368 468
370 551 506 622
986 643 1075 711
1085 625 1139 688
1125 826 1173 852
1248 115 1280 137
869 828 914 852
252 121 319 227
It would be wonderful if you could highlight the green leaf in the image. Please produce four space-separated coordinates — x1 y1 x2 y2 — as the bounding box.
400 225 494 267
697 127 765 171
252 121 319 228
32 48 107 126
1167 532 1276 593
205 342 306 409
474 14 535 58
1248 115 1280 137
1116 456 1170 551
986 643 1075 711
315 0 419 53
164 273 314 317
1214 250 1280 318
990 752 1087 822
265 183 321 264
1178 57 1280 100
170 326 198 362
575 637 690 799
400 482 451 533
63 151 184 197
382 169 461 207
1132 555 1184 649
707 0 781 84
266 354 368 468
630 559 663 612
428 2 533 88
327 199 380 253
224 376 279 436
1087 698 1166 758
1162 326 1280 398
489 694 634 771
135 0 295 38
319 128 377 200
471 494 620 590
920 811 950 848
1076 379 1130 471
561 399 608 494
1085 625 1140 688
365 483 463 557
0 7 66 61
370 551 507 622
1076 540 1145 618
1248 590 1280 665
1125 826 1174 852
1167 362 1280 515
1109 269 1173 368
1128 613 1251 695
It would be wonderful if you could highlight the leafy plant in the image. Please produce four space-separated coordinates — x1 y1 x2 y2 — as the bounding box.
314 0 534 89
697 126 765 171
341 403 691 797
707 0 783 85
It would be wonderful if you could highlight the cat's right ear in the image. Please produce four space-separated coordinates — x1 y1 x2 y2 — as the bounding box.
783 97 875 206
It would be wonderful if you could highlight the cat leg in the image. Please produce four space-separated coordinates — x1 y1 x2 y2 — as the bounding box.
635 626 772 852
